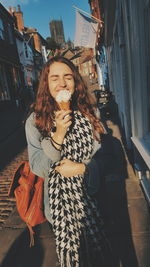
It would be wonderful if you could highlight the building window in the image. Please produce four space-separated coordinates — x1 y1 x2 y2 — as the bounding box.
0 18 5 40
0 64 10 100
7 24 14 44
24 42 28 58
12 67 21 93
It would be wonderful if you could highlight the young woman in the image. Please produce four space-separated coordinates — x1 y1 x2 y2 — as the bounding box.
25 56 112 267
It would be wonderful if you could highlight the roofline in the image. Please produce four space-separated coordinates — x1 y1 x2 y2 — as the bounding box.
0 3 15 22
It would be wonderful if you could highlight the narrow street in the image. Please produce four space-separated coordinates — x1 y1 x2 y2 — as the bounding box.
0 99 150 266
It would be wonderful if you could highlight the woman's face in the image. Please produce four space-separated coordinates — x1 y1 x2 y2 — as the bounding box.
48 62 75 100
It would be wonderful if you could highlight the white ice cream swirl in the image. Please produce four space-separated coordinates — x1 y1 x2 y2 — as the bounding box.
56 90 71 102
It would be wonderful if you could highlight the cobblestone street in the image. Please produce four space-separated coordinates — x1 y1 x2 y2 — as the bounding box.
0 148 28 228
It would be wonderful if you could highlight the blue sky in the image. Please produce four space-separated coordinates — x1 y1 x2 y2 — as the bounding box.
1 0 91 41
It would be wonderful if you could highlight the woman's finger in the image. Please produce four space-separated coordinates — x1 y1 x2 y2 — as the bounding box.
63 115 72 123
63 121 72 128
56 110 72 120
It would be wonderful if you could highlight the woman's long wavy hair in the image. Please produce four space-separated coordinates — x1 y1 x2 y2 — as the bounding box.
32 56 105 140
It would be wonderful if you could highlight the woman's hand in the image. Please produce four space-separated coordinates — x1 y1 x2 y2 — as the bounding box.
55 109 72 133
51 110 72 148
55 110 72 134
55 159 86 178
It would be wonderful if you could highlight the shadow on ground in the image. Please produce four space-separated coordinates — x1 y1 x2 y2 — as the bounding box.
1 222 58 267
97 131 139 267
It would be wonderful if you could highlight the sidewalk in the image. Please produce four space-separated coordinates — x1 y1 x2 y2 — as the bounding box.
0 210 59 267
104 120 150 267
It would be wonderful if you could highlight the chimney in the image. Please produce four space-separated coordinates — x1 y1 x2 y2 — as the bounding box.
13 5 24 32
33 33 42 53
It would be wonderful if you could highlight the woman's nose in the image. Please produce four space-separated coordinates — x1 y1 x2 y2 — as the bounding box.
59 77 66 87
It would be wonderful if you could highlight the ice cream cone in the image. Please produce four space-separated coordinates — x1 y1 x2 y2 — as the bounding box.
58 101 70 111
56 90 71 111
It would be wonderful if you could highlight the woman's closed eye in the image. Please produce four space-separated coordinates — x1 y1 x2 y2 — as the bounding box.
50 75 59 81
65 75 73 80
51 77 58 81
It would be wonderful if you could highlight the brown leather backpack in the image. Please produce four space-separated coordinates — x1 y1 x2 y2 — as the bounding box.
9 161 47 246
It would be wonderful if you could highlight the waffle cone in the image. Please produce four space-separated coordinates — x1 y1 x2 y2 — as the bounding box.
58 101 70 111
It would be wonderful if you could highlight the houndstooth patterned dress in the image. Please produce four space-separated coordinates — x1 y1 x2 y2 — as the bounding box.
48 111 111 267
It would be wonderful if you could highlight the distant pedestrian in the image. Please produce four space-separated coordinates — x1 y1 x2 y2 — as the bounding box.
25 56 113 266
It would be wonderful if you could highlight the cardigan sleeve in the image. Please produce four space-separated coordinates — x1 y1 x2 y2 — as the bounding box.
84 133 119 196
84 155 103 196
25 113 61 178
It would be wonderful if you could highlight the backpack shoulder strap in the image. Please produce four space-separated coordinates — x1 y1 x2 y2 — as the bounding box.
8 161 30 197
